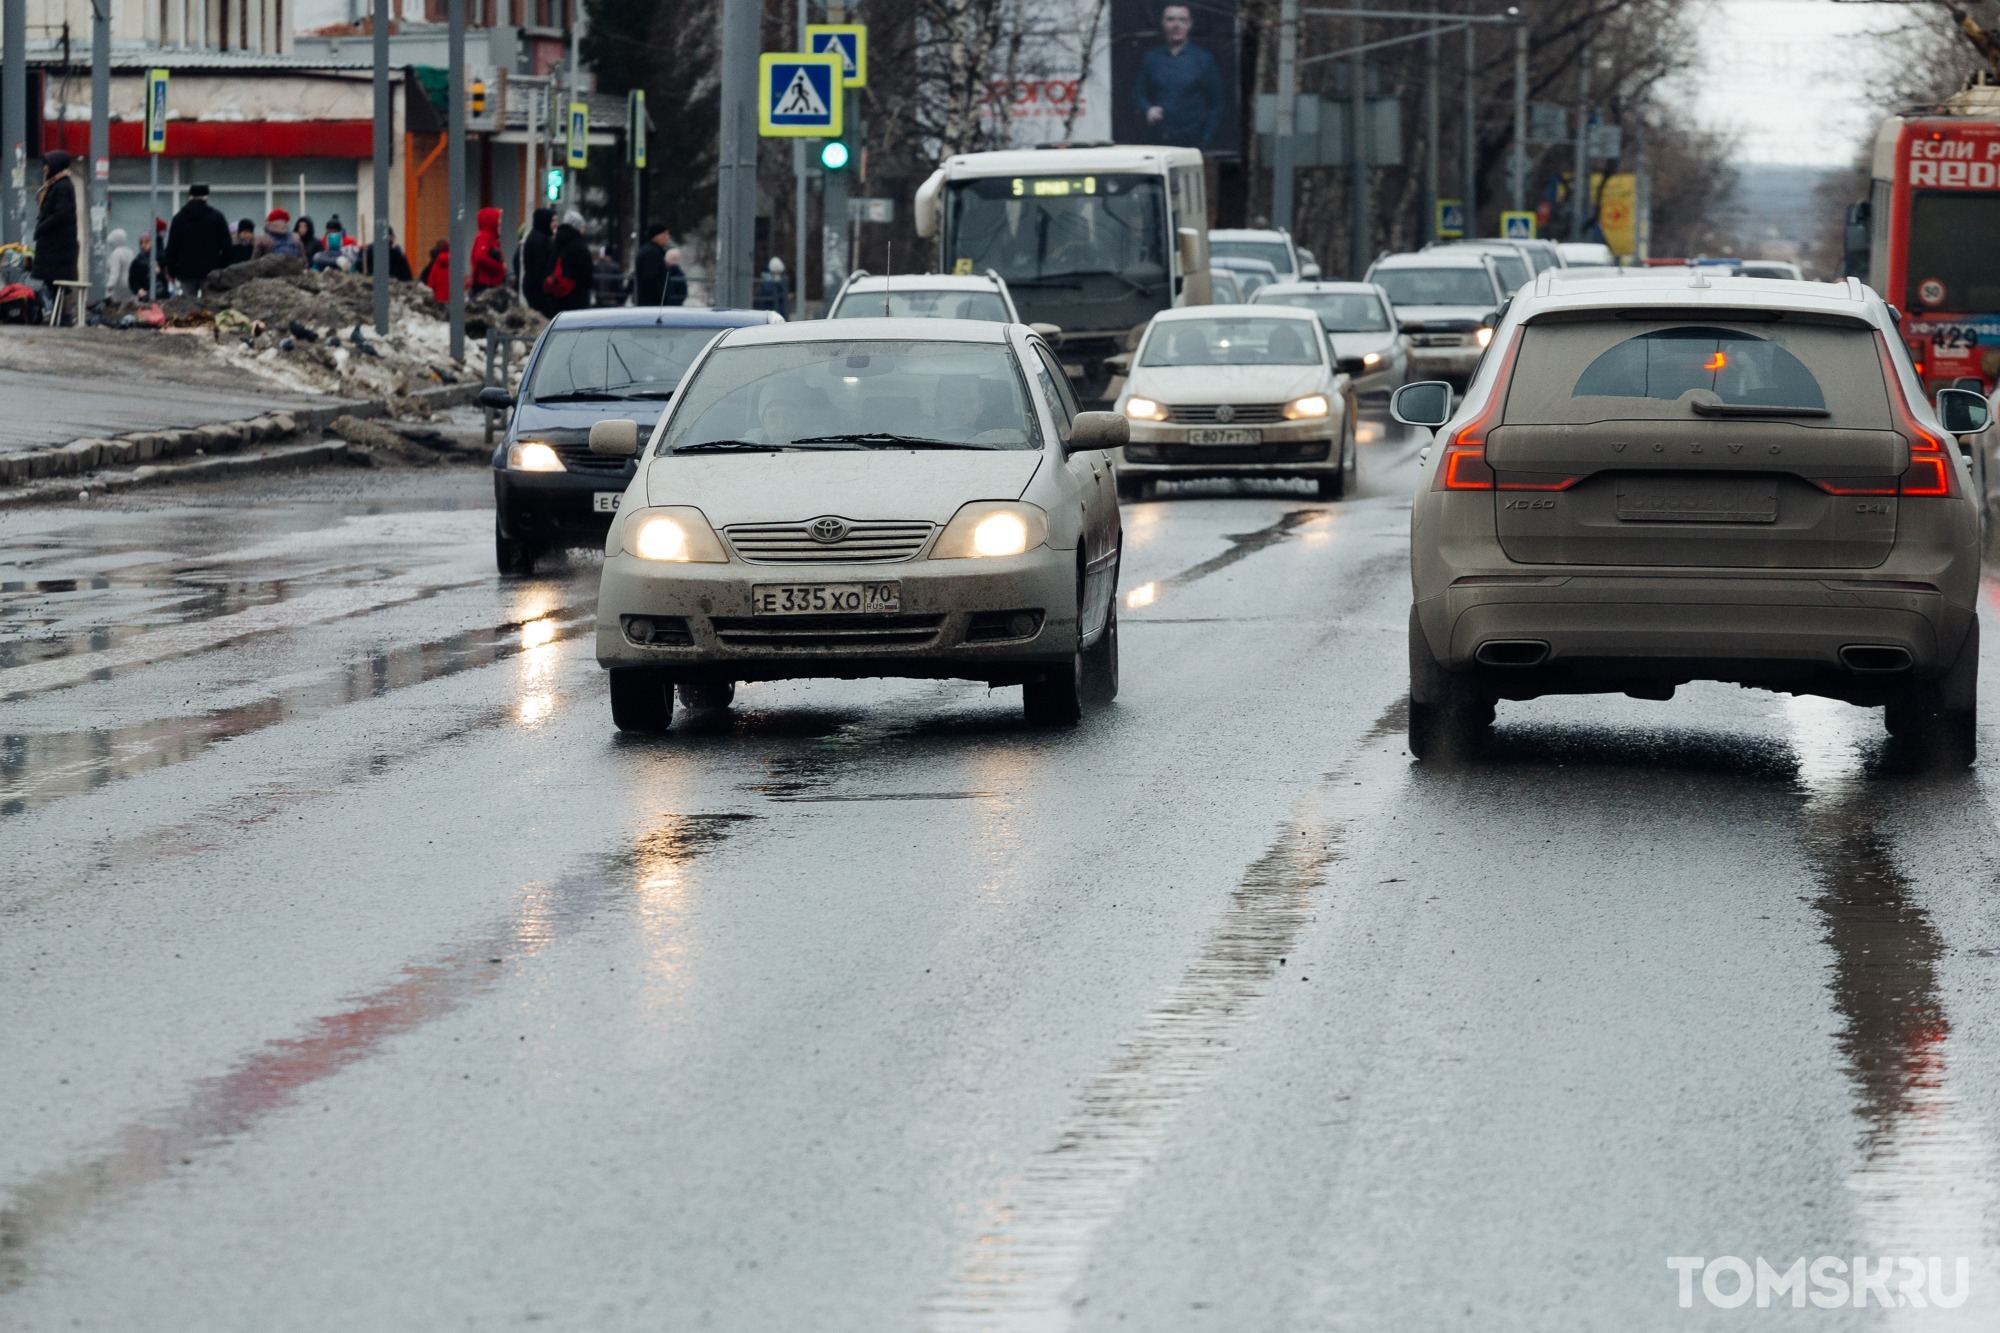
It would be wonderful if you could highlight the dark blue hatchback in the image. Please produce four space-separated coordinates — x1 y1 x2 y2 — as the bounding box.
489 306 782 575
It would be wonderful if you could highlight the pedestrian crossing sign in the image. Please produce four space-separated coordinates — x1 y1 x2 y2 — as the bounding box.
1501 210 1536 240
1436 199 1465 240
805 24 868 88
759 53 844 137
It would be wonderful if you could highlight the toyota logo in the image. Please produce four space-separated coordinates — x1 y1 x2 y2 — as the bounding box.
1214 404 1237 424
809 516 849 544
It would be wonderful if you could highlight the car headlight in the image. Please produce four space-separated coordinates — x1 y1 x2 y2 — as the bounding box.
619 506 729 563
509 441 564 472
931 501 1050 559
1124 396 1169 421
1283 394 1331 420
1475 327 1494 348
1361 351 1382 368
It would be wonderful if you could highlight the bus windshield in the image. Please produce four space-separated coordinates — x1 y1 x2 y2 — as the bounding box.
946 174 1169 336
1905 191 2000 313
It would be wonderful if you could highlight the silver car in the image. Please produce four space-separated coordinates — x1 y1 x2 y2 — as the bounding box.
591 318 1126 730
1363 252 1504 389
1251 280 1412 400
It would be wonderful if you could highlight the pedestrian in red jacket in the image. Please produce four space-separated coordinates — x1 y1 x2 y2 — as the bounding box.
469 206 507 291
423 239 451 304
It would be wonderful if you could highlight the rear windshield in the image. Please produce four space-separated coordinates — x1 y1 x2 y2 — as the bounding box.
1486 252 1532 294
1253 290 1391 332
1370 266 1496 308
1504 320 1890 427
831 288 1011 321
1140 317 1322 366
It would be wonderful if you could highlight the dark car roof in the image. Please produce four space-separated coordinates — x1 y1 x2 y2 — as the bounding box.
542 308 775 330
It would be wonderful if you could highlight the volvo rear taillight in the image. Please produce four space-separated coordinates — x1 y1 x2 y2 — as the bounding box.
1878 332 1959 499
1429 333 1572 491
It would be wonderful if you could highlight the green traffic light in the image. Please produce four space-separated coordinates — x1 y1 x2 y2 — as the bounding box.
819 140 850 171
545 168 565 201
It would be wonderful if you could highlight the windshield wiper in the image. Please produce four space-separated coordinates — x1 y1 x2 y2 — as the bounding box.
792 433 1000 450
674 439 867 454
1689 401 1831 419
531 391 623 403
614 390 677 400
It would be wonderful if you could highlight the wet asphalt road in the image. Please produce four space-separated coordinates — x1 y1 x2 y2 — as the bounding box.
5 435 2000 1330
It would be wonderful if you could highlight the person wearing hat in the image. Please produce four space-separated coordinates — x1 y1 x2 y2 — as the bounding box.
30 151 79 291
755 256 789 318
166 182 233 295
543 209 594 313
253 207 300 259
229 218 257 265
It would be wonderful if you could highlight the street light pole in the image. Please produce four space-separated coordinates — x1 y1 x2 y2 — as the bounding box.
1572 39 1590 242
1348 0 1365 274
1461 19 1476 237
3 0 24 245
448 0 466 360
372 0 390 335
89 0 110 303
715 0 758 308
1511 17 1527 212
1273 0 1297 231
1424 0 1438 244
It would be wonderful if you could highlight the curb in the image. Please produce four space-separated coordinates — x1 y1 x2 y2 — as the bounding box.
0 381 479 489
0 441 355 508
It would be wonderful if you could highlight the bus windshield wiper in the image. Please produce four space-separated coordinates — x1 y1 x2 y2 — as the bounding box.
791 433 1000 450
1689 401 1831 419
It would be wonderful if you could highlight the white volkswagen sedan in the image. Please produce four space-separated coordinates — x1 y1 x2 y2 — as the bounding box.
1112 305 1356 500
590 318 1126 731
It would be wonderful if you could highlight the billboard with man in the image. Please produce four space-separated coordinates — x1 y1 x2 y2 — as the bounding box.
1110 0 1239 156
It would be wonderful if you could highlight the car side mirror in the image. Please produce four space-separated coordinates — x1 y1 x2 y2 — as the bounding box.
1299 262 1322 281
589 418 641 456
1480 311 1499 329
1028 322 1063 348
1391 381 1454 429
1935 387 1990 436
1101 352 1132 377
1067 411 1128 454
477 385 515 411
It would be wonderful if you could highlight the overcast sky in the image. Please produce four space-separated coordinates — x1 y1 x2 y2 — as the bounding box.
1693 0 1916 166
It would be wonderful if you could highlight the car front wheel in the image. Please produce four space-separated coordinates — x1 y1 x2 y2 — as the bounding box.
1083 605 1119 705
496 519 539 576
609 668 675 733
1024 652 1085 726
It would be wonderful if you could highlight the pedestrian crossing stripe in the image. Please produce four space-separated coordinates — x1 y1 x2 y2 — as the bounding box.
758 53 843 137
805 23 868 87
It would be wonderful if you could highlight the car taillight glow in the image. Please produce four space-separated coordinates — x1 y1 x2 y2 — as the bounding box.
1430 332 1574 491
1877 331 1958 498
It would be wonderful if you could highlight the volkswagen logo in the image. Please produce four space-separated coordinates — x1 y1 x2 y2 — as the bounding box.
1214 404 1237 424
809 516 849 544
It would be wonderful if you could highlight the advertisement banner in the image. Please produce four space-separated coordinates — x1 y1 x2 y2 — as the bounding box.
980 0 1111 145
1591 172 1637 258
1110 0 1240 157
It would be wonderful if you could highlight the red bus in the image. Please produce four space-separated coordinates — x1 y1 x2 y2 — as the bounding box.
1854 92 2000 393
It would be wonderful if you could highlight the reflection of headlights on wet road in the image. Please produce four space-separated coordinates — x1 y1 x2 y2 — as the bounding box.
622 508 728 563
1124 396 1168 421
1284 394 1330 420
508 441 564 472
932 502 1048 559
521 617 556 649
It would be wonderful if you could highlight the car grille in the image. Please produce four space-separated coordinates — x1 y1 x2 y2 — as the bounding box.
710 613 945 650
1132 440 1333 465
551 441 632 475
1168 403 1287 424
723 519 935 564
1410 332 1469 348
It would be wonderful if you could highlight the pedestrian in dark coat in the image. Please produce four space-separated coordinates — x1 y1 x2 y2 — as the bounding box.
520 207 558 316
165 183 233 295
542 210 594 313
662 247 688 305
361 228 414 281
31 151 79 285
632 223 673 306
129 232 156 299
229 218 257 265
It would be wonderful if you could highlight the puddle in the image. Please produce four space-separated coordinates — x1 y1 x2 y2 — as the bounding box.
1122 507 1332 611
0 811 754 1295
0 602 595 816
927 702 1407 1329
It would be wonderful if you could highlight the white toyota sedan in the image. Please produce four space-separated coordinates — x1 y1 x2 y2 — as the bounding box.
590 318 1126 731
1112 305 1357 500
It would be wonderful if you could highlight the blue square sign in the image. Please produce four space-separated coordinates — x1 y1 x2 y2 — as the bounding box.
759 53 842 137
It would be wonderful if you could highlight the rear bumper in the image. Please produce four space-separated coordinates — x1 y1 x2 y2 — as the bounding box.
1415 574 1977 703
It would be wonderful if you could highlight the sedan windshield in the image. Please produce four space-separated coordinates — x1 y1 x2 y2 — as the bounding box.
1140 317 1322 367
1210 238 1294 272
1370 266 1497 308
526 325 720 402
831 289 1012 321
1254 291 1391 332
661 340 1039 451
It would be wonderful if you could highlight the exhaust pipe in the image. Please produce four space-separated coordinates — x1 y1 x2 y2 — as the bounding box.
1475 639 1550 667
1839 644 1913 673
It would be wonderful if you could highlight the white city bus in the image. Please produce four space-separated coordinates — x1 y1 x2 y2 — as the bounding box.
915 145 1211 405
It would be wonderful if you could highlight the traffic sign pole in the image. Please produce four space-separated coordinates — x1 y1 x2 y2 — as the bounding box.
146 69 167 301
717 0 760 308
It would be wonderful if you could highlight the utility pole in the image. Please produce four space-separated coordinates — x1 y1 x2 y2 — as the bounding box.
1424 0 1438 244
448 0 466 360
89 0 110 302
1572 39 1590 241
3 0 24 244
1348 1 1365 274
715 0 759 308
794 0 807 312
1511 17 1527 211
1273 0 1297 231
372 0 390 335
1462 20 1476 237
1634 118 1651 261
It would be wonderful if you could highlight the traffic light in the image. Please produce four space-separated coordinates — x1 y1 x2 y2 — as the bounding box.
545 167 565 202
470 79 487 117
819 140 850 171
